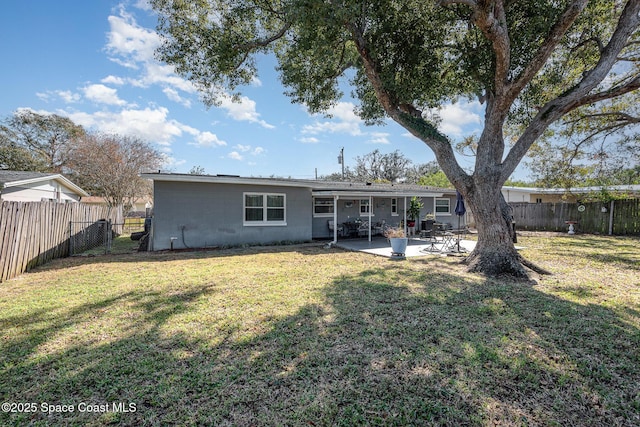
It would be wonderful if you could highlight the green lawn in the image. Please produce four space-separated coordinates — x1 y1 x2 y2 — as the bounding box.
1 234 638 426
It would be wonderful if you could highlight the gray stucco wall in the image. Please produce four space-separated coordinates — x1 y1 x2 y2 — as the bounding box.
151 181 312 250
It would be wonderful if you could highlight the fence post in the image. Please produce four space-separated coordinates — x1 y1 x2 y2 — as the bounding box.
107 220 112 254
68 221 73 256
608 200 615 235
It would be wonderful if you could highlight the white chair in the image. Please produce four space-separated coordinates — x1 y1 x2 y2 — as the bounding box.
328 220 344 237
357 221 370 237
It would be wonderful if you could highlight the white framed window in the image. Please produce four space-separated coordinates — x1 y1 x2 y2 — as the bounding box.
244 193 286 226
313 197 334 216
435 198 451 215
391 198 398 216
360 199 373 215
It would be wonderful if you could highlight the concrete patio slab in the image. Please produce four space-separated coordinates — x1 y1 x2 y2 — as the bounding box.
334 236 477 258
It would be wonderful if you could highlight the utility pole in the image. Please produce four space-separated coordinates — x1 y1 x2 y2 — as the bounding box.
338 147 344 179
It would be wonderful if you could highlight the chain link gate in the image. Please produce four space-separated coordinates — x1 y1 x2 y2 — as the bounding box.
69 220 113 255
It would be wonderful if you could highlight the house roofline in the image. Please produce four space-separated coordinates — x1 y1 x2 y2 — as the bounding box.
312 190 445 198
2 173 89 197
141 172 454 195
141 172 318 189
502 185 640 194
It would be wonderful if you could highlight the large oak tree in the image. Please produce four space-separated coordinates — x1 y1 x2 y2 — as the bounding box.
151 0 640 277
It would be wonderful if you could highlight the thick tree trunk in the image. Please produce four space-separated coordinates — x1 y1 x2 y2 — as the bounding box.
463 185 529 278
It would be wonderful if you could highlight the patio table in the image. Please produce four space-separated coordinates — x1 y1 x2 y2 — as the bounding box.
342 221 361 237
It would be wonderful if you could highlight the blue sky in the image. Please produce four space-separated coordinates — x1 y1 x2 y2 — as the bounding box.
0 0 491 179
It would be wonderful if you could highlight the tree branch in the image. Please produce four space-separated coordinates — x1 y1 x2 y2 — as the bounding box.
346 16 470 189
501 0 640 182
572 75 640 108
472 0 510 98
438 0 477 6
237 22 291 51
508 0 588 102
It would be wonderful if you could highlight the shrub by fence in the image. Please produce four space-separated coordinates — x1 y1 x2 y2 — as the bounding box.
0 201 122 282
511 199 640 235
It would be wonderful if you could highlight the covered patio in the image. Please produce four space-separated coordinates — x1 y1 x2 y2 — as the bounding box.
333 235 477 258
313 187 452 244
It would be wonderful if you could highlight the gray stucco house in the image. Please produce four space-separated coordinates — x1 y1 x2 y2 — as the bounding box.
141 173 463 251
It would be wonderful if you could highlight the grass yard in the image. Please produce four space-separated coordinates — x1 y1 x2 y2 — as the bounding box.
1 233 638 426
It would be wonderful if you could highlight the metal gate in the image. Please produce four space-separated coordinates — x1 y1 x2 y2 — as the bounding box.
69 220 112 255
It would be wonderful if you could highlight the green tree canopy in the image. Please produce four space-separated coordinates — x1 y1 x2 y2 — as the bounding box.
0 110 85 172
418 170 453 188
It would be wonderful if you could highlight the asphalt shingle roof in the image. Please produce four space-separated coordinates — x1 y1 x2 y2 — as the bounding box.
0 171 55 186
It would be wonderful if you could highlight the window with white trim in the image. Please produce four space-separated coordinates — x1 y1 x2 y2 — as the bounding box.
313 197 334 216
391 198 398 216
435 198 451 214
360 199 372 215
244 193 286 225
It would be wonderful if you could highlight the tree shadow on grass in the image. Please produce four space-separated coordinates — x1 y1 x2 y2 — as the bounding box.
1 264 638 426
544 235 640 271
24 242 333 275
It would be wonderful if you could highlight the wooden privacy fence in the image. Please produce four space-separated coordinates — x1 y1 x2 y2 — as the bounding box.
0 201 122 282
511 199 640 235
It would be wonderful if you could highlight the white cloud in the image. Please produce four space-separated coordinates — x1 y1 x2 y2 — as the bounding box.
134 0 152 11
57 90 81 103
83 84 127 106
66 106 185 145
161 153 186 168
299 137 319 144
233 144 265 156
219 95 275 129
192 131 226 147
302 102 362 136
368 132 390 144
104 8 197 96
102 7 276 130
36 90 81 103
101 75 125 85
105 10 160 68
133 62 198 93
35 92 50 102
431 101 482 137
163 87 192 108
228 151 243 161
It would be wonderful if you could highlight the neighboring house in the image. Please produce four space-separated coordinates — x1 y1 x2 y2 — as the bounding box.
141 173 463 251
0 170 88 202
81 196 153 214
502 185 640 204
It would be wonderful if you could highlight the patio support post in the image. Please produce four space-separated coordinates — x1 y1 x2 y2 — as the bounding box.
368 195 372 242
404 197 407 236
433 196 437 222
333 195 339 243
